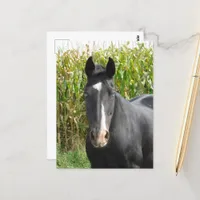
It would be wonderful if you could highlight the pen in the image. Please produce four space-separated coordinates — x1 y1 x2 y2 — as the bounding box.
175 36 200 175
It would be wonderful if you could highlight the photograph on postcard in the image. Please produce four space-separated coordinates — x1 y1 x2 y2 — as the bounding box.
56 36 154 168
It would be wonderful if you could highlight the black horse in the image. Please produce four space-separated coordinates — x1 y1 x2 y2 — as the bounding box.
84 56 153 168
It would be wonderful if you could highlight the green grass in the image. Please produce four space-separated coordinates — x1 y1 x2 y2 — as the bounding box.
57 147 90 168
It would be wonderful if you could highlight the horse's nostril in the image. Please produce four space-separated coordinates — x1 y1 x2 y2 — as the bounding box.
105 131 109 139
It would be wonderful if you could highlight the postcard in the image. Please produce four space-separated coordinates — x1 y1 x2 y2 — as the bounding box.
47 31 154 169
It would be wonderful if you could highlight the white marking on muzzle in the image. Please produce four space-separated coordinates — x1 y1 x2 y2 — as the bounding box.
100 103 107 131
92 82 102 91
95 103 108 147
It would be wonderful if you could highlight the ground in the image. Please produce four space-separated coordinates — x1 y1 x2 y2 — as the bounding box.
57 147 90 168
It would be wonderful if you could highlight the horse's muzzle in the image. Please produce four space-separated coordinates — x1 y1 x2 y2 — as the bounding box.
89 129 110 148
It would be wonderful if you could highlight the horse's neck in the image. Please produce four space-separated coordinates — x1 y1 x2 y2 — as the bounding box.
115 93 135 111
111 93 136 126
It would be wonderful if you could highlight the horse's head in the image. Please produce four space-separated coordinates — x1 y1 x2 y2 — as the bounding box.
84 56 116 148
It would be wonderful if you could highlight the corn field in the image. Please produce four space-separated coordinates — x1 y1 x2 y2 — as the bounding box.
56 41 153 153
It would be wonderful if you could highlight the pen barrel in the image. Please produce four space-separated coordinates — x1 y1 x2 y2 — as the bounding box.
176 43 200 173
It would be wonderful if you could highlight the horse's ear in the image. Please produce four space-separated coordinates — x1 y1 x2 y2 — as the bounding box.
106 57 115 78
85 56 95 77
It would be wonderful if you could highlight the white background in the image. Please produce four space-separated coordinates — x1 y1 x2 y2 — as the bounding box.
0 0 200 200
